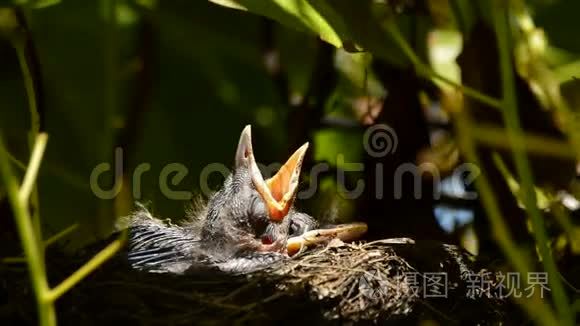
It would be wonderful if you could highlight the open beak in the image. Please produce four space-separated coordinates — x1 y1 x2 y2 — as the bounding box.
236 126 367 256
251 143 308 222
286 222 368 256
237 125 309 222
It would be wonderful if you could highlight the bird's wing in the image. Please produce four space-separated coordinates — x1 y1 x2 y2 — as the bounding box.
127 223 205 273
214 252 287 274
123 207 208 273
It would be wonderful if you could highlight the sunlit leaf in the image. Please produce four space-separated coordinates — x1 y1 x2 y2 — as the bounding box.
209 0 346 48
208 0 246 11
427 29 463 92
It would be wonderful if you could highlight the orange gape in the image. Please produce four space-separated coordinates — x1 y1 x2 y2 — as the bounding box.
249 142 309 222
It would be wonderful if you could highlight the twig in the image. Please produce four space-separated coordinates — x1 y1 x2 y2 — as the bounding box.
12 8 45 249
6 150 26 171
1 257 27 263
492 2 573 324
452 108 558 326
472 124 576 160
379 4 562 325
0 134 55 326
43 223 79 247
19 133 48 204
383 20 503 110
47 231 127 301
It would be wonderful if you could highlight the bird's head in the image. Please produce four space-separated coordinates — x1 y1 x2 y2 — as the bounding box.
201 125 309 256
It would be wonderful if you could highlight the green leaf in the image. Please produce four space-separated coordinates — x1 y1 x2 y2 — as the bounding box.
3 0 62 9
208 0 346 48
327 0 410 67
208 0 246 11
427 28 463 92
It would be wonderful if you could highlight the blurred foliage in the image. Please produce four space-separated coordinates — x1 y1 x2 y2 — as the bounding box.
1 1 301 245
1 0 580 324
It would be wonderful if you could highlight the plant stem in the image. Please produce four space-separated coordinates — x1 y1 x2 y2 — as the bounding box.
43 223 79 247
1 257 27 263
98 0 119 234
0 135 55 326
47 232 126 301
381 5 561 324
14 34 43 247
492 2 573 325
19 133 48 203
453 109 558 326
6 147 27 171
509 0 580 160
14 39 40 139
471 124 576 160
384 20 503 110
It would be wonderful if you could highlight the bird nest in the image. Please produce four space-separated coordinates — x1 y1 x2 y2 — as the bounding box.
271 239 416 321
1 239 507 325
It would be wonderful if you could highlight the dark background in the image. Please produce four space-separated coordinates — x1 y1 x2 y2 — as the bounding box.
0 0 578 258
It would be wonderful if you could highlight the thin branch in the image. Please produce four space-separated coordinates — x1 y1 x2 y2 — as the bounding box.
383 20 503 110
14 38 41 139
381 11 568 324
0 134 55 326
452 109 558 326
492 2 573 325
12 9 45 245
1 257 27 263
19 133 48 204
6 149 26 171
472 124 576 160
47 231 127 301
43 223 79 247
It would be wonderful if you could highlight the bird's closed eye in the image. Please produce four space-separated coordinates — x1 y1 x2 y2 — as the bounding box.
247 197 269 237
289 219 306 237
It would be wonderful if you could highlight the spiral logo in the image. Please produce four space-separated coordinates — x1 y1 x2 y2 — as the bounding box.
363 124 398 157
